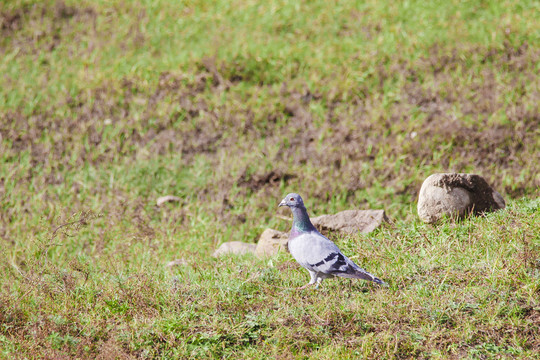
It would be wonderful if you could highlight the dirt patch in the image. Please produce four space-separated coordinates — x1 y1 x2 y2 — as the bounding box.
1 1 97 52
238 170 296 193
0 8 22 34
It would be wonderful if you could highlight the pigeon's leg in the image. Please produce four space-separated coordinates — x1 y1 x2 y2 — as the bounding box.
314 276 324 289
296 270 317 290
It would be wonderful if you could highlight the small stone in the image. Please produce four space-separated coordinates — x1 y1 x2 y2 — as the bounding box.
166 258 188 267
212 241 256 257
157 195 182 206
417 173 505 223
255 229 289 257
311 210 388 234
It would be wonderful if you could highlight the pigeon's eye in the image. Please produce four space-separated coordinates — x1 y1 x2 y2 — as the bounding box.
290 197 295 201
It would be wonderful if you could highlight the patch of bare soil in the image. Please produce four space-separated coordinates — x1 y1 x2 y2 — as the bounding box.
1 1 97 55
238 170 296 193
0 9 22 33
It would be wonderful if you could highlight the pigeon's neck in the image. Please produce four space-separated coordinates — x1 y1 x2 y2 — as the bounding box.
290 206 317 237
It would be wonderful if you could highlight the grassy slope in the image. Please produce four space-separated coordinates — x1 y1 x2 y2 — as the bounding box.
1 0 539 358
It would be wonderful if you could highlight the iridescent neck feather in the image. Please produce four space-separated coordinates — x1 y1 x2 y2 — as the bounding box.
290 206 317 237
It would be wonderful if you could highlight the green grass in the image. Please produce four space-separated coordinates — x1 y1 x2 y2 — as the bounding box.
1 200 539 358
1 0 539 358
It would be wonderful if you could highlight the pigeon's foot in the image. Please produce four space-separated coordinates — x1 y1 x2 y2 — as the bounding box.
296 283 314 290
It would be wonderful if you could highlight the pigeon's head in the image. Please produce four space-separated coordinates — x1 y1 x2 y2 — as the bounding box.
278 193 305 209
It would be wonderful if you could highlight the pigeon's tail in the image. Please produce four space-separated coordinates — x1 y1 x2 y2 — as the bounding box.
340 267 387 286
370 276 387 286
360 271 387 286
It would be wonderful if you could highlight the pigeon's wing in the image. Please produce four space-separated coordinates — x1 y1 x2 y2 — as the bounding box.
289 232 386 285
288 232 341 270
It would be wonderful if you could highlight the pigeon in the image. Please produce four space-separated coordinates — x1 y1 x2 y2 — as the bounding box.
279 193 386 289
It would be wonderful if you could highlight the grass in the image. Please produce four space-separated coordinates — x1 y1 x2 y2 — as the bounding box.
1 0 539 358
1 200 539 358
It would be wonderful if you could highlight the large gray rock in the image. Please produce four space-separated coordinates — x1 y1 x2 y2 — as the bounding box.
212 241 256 257
417 173 505 223
255 229 289 257
311 210 388 234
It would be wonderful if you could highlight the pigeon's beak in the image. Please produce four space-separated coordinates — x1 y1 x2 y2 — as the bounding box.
278 199 286 207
